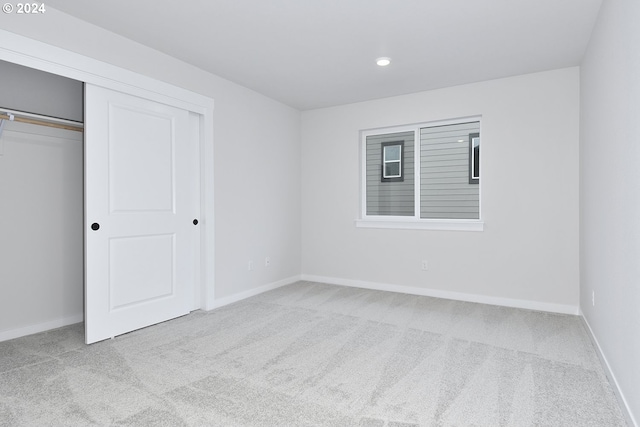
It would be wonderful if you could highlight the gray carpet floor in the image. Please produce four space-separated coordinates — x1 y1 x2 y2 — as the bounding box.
0 281 628 426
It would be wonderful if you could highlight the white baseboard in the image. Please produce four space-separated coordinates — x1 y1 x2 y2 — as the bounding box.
0 313 83 343
209 275 302 310
0 275 301 342
581 313 638 427
300 274 579 315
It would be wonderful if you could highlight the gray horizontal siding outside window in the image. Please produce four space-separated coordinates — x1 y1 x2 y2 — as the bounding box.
366 131 414 216
420 121 480 219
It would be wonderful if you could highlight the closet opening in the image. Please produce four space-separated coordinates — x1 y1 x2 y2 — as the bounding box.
0 59 85 342
0 41 213 343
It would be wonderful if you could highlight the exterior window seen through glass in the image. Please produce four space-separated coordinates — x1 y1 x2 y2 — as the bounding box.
382 143 402 179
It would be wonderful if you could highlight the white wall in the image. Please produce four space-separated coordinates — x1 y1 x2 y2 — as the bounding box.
1 8 301 303
0 122 83 340
301 68 580 312
580 0 640 424
0 60 83 122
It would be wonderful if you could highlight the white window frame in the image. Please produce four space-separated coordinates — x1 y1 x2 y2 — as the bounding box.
357 116 484 232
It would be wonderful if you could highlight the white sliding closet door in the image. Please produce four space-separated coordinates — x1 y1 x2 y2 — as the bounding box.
84 84 199 344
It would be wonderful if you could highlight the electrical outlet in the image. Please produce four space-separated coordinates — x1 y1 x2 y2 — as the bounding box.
248 261 254 271
421 260 429 271
265 257 271 267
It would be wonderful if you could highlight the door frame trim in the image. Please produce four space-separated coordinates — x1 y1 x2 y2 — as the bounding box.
0 29 216 311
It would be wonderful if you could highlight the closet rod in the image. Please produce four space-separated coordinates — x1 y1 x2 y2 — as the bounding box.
0 112 83 133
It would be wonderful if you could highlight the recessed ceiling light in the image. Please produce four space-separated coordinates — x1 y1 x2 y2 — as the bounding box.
376 57 391 67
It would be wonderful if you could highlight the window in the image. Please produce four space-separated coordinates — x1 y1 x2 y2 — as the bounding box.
365 131 414 216
469 132 480 184
381 142 404 181
359 118 482 231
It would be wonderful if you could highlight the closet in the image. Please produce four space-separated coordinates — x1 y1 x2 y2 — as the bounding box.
0 32 213 344
0 60 84 340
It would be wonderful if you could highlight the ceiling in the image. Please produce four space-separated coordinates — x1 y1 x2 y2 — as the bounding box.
46 0 602 110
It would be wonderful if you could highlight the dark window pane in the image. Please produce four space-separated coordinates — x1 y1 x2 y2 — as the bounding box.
385 162 400 177
473 144 480 179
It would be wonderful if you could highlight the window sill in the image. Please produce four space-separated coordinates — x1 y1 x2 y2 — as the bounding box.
355 218 484 232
